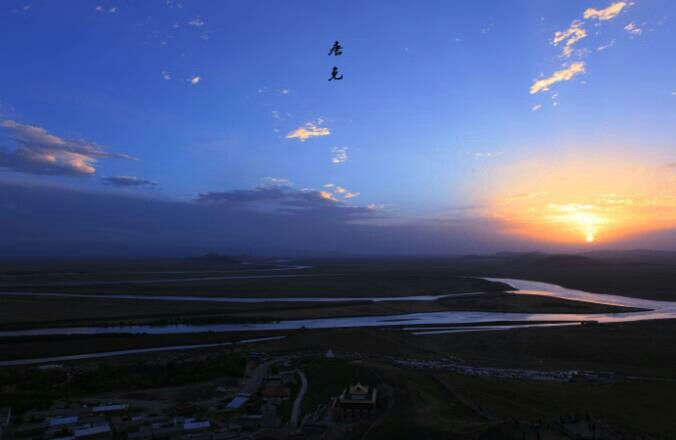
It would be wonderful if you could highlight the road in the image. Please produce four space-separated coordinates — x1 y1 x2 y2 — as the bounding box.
290 370 308 427
224 357 279 410
243 359 277 394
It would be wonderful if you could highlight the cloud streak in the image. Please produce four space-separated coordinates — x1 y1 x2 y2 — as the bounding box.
286 120 330 142
196 182 375 222
0 120 134 176
624 22 642 36
530 62 585 94
102 176 158 187
584 2 626 21
533 2 627 96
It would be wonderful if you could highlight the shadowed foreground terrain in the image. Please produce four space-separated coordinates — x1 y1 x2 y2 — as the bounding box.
0 253 675 438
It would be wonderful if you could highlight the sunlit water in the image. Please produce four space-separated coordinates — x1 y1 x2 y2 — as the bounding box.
0 278 674 337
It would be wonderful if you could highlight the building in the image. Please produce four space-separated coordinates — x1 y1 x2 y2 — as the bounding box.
73 422 112 440
48 415 79 428
91 403 128 414
180 418 211 432
225 393 251 411
332 383 378 420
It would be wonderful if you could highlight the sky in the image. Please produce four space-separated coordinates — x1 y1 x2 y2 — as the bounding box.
0 0 675 257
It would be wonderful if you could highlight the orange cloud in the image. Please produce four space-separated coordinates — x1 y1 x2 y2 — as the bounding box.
584 2 626 21
319 191 337 201
530 62 585 94
286 121 330 142
553 21 587 58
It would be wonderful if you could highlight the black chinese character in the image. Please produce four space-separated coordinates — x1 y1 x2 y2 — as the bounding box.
329 66 343 81
328 40 343 56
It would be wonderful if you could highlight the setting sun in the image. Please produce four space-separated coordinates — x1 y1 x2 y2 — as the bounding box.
545 205 607 243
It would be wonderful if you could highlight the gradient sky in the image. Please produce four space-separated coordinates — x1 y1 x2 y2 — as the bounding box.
1 1 675 256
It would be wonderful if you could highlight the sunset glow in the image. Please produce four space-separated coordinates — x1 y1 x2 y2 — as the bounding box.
489 156 676 245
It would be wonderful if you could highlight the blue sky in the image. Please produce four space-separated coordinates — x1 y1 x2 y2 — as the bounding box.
1 1 675 255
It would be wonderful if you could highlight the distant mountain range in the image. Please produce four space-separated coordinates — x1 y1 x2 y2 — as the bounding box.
186 252 239 264
488 249 676 264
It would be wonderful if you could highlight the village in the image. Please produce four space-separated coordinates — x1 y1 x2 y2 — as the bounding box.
0 346 636 440
0 350 382 440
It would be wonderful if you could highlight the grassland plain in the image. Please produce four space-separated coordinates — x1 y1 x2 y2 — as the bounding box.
0 291 636 330
4 253 676 300
1 255 675 438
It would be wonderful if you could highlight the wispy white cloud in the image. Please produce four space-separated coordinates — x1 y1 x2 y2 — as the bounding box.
584 2 627 21
11 5 31 13
597 39 615 51
331 146 348 164
165 0 183 8
531 104 542 112
95 5 117 14
624 22 642 36
261 176 291 187
286 120 330 142
471 151 503 158
188 17 204 27
161 71 172 81
530 62 585 94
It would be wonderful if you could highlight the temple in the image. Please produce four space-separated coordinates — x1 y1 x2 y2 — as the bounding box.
332 383 378 420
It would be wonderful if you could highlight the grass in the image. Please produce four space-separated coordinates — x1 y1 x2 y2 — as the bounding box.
365 363 487 439
0 351 245 414
444 373 676 438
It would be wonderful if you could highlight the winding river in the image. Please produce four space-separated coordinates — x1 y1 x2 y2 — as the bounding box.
1 278 674 338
